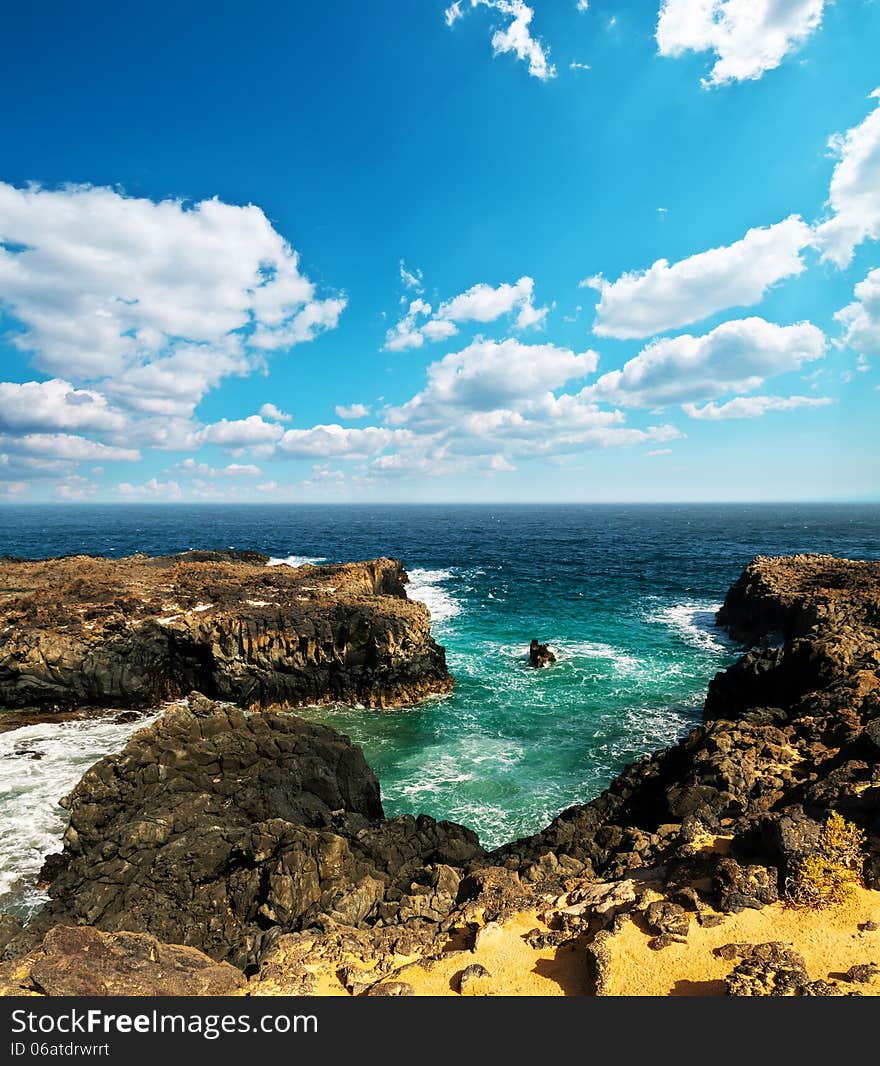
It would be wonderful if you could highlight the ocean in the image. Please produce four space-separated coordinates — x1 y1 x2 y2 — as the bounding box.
1 502 878 918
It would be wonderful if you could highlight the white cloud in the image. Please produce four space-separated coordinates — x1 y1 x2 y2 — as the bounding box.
814 89 880 268
586 216 812 339
576 1 589 11
0 480 29 499
117 478 182 499
259 403 292 422
0 432 140 463
0 183 344 379
647 448 672 457
56 476 98 500
277 425 410 459
444 1 555 81
399 260 424 292
656 0 828 87
387 338 598 426
384 276 547 350
683 394 833 419
570 62 591 72
0 379 126 434
437 276 547 328
335 403 371 419
199 415 286 447
586 317 827 407
384 298 434 351
835 267 880 359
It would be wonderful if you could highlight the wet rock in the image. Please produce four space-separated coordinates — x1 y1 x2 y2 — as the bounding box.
529 640 556 668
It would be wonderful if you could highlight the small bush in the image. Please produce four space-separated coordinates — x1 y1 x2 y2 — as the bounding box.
785 811 866 909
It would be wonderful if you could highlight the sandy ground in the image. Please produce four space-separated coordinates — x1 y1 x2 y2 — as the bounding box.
252 888 880 997
600 887 880 996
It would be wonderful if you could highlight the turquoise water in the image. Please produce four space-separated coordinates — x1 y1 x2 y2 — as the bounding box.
296 563 737 845
3 502 878 875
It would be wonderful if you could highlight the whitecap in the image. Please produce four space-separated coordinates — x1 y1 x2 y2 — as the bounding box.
406 568 461 626
0 711 161 919
648 601 734 653
267 554 328 568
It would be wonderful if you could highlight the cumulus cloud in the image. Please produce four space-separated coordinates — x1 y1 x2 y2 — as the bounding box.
0 432 140 463
835 267 880 359
585 317 827 408
384 277 547 351
656 0 828 87
0 379 127 434
117 478 182 499
586 216 812 339
335 403 371 419
277 425 410 459
814 89 880 268
443 1 555 81
199 415 286 447
259 403 292 423
683 394 833 419
0 182 345 381
386 338 598 427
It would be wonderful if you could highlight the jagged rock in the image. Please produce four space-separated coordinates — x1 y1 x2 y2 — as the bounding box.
2 925 246 997
644 900 690 938
724 942 811 996
843 963 879 983
529 640 556 668
366 980 414 996
32 700 483 969
0 552 452 710
458 963 492 995
713 858 779 913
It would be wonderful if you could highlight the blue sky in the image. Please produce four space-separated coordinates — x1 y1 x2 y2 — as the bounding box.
0 0 878 503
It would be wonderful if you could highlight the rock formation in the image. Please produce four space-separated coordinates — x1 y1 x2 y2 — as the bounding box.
27 696 483 970
0 551 453 711
3 552 879 995
529 639 556 668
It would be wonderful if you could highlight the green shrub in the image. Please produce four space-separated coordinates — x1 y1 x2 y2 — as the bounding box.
785 811 866 908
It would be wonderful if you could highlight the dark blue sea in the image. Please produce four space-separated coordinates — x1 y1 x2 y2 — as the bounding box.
1 503 878 916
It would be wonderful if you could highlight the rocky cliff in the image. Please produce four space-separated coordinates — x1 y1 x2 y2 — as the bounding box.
0 551 453 711
2 553 879 996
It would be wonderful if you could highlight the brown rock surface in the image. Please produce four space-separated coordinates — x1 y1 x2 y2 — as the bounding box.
0 925 246 996
0 551 453 711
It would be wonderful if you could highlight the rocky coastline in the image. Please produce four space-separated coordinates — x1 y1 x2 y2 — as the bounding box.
0 551 453 712
1 552 879 996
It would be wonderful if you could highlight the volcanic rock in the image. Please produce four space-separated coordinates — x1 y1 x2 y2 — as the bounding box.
0 552 452 711
529 640 556 668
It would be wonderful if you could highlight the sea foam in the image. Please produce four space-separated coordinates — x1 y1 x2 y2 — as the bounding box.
267 554 328 567
0 712 160 919
406 568 462 626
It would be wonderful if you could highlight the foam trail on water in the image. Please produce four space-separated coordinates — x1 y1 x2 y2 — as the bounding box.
406 568 461 627
0 712 160 919
267 554 328 567
649 601 733 653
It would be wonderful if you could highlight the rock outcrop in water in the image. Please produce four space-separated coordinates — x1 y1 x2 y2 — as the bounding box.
0 551 452 711
529 639 556 668
3 553 880 996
